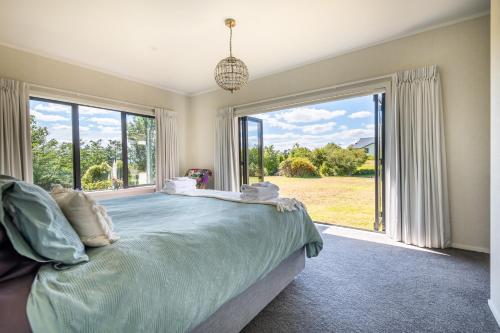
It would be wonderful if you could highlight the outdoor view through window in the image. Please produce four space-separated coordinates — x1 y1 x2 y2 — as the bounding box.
30 99 156 192
248 95 377 230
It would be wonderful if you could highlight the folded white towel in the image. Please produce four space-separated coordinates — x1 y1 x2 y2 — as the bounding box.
250 181 280 192
163 178 197 194
166 189 305 213
240 181 279 201
241 191 279 202
165 178 196 187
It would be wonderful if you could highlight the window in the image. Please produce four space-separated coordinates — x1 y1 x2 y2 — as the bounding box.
29 98 156 191
78 106 124 191
126 114 156 186
30 99 74 190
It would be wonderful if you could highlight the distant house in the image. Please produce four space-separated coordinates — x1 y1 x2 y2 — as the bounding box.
351 137 375 156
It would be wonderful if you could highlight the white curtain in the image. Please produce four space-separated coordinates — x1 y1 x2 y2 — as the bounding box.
155 108 179 191
0 78 32 182
386 65 451 248
214 107 239 191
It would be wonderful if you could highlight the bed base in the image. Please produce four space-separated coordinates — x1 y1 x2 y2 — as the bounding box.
190 247 305 333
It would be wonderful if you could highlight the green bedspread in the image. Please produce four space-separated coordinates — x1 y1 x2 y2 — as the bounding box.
27 193 323 333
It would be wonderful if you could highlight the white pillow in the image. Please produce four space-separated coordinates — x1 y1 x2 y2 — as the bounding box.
51 185 119 247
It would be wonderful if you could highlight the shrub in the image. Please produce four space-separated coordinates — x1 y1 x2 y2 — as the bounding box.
352 168 375 176
82 180 112 191
311 147 328 169
82 162 112 190
289 145 312 160
319 162 336 176
279 157 319 178
322 148 368 176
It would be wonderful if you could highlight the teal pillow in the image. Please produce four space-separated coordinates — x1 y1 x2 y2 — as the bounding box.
0 175 88 265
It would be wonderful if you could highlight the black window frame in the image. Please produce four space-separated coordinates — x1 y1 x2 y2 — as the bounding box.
29 97 156 191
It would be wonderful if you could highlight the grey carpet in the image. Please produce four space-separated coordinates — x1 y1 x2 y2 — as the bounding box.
242 225 500 333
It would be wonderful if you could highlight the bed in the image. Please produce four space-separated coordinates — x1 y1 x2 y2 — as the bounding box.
1 192 323 333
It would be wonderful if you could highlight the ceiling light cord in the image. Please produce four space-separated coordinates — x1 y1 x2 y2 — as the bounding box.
229 26 233 57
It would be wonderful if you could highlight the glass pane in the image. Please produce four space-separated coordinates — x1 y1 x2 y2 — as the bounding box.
79 106 123 191
247 120 262 184
30 100 73 190
126 115 156 186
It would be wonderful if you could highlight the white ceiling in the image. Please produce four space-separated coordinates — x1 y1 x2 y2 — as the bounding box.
0 0 490 95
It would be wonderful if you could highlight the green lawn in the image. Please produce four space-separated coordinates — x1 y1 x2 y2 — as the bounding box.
251 175 375 230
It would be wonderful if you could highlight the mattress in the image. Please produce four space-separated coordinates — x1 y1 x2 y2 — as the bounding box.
26 193 323 332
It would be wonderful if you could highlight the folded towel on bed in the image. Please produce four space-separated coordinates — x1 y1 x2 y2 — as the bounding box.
163 178 197 194
250 181 280 192
241 191 279 201
171 189 305 213
241 182 279 201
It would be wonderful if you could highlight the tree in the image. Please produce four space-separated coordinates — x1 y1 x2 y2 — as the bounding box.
311 147 328 169
80 139 110 176
248 146 261 177
30 115 157 191
320 147 368 176
31 116 73 190
126 116 156 184
289 143 312 160
264 145 283 176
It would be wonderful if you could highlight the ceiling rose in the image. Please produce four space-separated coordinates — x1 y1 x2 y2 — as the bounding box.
214 18 249 93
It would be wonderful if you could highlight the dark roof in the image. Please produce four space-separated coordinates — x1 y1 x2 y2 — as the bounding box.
351 137 375 149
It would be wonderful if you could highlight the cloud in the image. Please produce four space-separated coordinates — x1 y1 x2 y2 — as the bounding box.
254 113 270 120
89 117 121 126
339 125 348 130
263 128 374 150
33 103 70 113
52 124 72 130
44 125 72 142
97 125 121 134
275 107 346 123
79 106 116 115
302 122 336 133
365 124 375 130
30 110 69 122
266 118 298 130
348 111 372 119
79 125 121 144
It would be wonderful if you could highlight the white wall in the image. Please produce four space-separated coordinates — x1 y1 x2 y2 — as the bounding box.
188 16 491 252
489 0 500 326
0 44 190 173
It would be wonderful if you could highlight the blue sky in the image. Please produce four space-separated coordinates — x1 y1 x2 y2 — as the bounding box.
30 100 122 143
251 95 375 151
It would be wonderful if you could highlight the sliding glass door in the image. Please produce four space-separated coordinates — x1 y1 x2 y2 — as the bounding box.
239 116 264 185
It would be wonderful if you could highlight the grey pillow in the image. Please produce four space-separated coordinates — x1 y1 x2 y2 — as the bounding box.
0 175 88 265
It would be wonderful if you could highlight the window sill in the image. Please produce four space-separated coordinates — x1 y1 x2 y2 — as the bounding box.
85 185 156 200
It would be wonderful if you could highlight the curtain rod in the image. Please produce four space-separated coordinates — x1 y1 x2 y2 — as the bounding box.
28 83 157 111
232 73 394 111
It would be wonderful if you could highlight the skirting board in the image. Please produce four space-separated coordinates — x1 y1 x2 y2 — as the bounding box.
451 242 489 254
489 299 500 327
